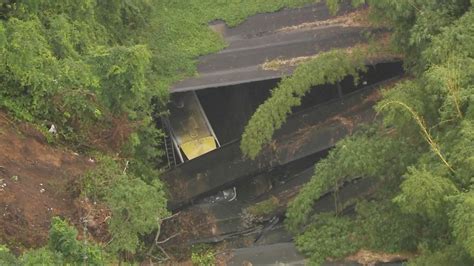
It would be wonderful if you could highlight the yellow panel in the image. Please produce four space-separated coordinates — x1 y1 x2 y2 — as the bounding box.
180 136 217 160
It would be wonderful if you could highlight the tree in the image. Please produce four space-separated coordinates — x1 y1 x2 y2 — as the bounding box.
241 49 366 159
1 0 325 263
239 1 474 264
81 156 169 256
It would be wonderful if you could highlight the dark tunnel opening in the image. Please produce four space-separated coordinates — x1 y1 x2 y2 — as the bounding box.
196 61 404 146
158 61 404 168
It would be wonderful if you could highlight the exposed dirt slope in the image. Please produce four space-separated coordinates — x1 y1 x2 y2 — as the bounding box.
0 112 94 253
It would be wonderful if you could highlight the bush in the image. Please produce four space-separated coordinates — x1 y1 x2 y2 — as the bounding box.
191 244 216 266
295 213 359 265
106 177 169 254
0 245 18 265
355 200 419 252
246 196 280 217
1 217 106 265
49 217 105 265
80 155 122 200
20 248 63 266
80 156 168 255
408 244 474 266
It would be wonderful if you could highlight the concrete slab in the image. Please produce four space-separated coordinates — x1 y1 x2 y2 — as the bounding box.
171 2 374 92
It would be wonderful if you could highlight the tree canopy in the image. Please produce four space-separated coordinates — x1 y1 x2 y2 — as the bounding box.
0 0 319 263
1 0 473 264
250 0 474 264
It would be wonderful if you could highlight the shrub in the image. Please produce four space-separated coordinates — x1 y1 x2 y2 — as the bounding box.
80 156 168 255
49 217 105 265
246 196 280 217
191 244 216 266
0 245 18 265
295 213 359 265
20 248 63 266
106 177 169 254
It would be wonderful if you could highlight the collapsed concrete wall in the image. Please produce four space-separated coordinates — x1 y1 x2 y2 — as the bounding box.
160 169 378 249
163 77 398 210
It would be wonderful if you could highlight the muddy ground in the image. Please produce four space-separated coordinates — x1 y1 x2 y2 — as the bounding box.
0 112 102 254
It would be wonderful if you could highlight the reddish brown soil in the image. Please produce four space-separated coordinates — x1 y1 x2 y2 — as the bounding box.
346 249 414 266
0 112 96 253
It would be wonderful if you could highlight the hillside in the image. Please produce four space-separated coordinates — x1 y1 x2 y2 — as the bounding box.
1 0 473 265
0 112 100 252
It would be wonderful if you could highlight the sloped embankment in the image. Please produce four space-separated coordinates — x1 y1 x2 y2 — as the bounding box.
0 112 97 253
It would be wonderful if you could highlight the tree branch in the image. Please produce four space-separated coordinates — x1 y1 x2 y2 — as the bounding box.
156 233 180 244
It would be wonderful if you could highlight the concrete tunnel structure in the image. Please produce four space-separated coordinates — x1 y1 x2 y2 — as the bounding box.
160 0 400 168
157 2 406 265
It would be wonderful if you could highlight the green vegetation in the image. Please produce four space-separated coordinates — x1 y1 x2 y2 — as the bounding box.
246 196 280 216
241 49 367 159
48 217 105 265
236 0 474 265
0 245 18 265
81 156 169 255
294 214 359 265
0 0 321 263
2 0 472 264
1 217 107 265
191 244 216 266
0 0 319 151
20 248 63 266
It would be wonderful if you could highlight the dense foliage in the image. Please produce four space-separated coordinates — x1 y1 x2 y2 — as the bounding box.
1 217 106 265
269 0 474 265
191 244 216 266
2 0 472 264
241 49 367 159
81 156 169 255
295 214 359 264
0 0 319 263
0 0 317 151
0 0 318 169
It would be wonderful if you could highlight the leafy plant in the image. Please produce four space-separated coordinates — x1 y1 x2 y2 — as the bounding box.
246 196 280 217
20 248 63 266
241 49 367 159
355 200 419 253
393 166 458 219
49 217 105 265
449 192 474 257
1 217 107 265
0 244 18 265
80 156 169 255
191 244 216 266
295 213 359 265
277 1 474 264
407 244 474 266
106 177 169 254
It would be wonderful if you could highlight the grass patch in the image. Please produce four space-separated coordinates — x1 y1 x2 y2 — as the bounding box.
151 0 318 91
191 244 216 266
246 196 280 216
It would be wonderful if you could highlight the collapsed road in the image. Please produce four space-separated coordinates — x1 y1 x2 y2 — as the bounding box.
156 1 406 264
